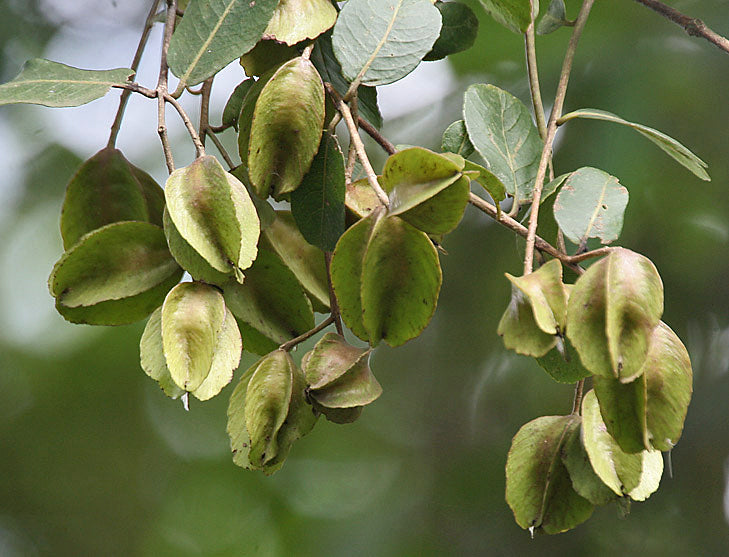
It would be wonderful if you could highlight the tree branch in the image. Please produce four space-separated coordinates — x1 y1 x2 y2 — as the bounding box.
324 82 389 206
199 77 214 147
279 316 335 352
204 126 236 169
633 0 729 55
523 0 595 274
469 193 608 272
358 116 396 155
157 0 177 173
107 0 161 148
325 252 344 336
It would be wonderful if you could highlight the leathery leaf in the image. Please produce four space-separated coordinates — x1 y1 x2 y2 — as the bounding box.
161 282 231 393
165 155 260 281
381 147 469 235
360 215 442 347
581 390 663 501
49 221 181 322
248 56 325 199
593 321 692 453
61 147 164 250
567 249 663 382
498 259 567 357
505 414 594 535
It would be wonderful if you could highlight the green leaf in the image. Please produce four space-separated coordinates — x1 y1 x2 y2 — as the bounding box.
309 351 381 408
536 0 568 35
566 249 664 382
345 178 382 220
0 59 133 107
190 306 242 401
498 284 557 357
311 31 383 129
163 207 231 286
381 147 469 235
54 275 182 326
541 172 570 204
161 282 228 392
536 336 592 384
505 415 593 535
332 0 442 87
463 160 507 204
441 120 475 158
593 321 692 453
50 221 180 308
498 260 566 357
245 350 294 467
237 65 279 170
581 390 663 500
227 362 257 468
139 308 186 399
463 84 543 205
382 147 463 215
303 333 381 409
360 215 442 347
223 250 315 354
290 133 346 252
60 147 165 250
558 108 710 181
228 351 315 473
141 305 241 401
553 167 628 247
239 40 298 78
261 211 330 312
263 356 317 473
165 155 260 279
561 422 616 505
604 249 664 382
478 0 538 34
303 333 368 389
167 0 278 87
248 56 325 199
263 0 337 45
330 212 381 342
222 79 253 131
424 2 479 61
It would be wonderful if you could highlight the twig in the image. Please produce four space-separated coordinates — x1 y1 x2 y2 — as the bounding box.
113 82 157 98
199 77 213 147
634 0 729 55
164 94 206 157
358 117 396 155
571 378 585 414
524 19 548 141
324 82 389 206
468 193 608 272
523 0 595 274
279 316 335 352
209 122 233 134
107 0 162 148
157 0 178 173
204 126 236 169
325 252 344 336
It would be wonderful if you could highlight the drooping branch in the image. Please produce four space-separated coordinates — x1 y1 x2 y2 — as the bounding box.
107 0 162 148
633 0 729 55
523 0 595 274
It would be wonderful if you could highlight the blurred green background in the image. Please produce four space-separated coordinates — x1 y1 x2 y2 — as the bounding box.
1 0 729 555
